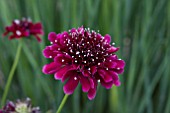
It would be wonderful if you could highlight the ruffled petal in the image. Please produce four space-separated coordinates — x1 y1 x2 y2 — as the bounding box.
70 28 77 33
116 59 125 68
60 31 69 45
98 69 113 83
107 46 119 53
48 32 57 42
80 76 90 92
100 80 114 89
30 23 44 34
54 65 76 80
62 70 77 82
42 62 61 74
112 68 124 74
43 45 60 58
87 88 96 100
82 69 90 77
34 35 42 42
106 55 118 60
89 78 95 89
90 66 97 75
54 54 72 65
113 80 121 86
104 62 117 68
63 74 79 94
104 34 111 43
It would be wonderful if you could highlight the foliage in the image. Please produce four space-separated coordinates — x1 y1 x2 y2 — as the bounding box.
0 0 169 113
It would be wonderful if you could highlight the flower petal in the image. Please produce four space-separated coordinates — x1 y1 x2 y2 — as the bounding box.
107 46 119 53
101 80 114 89
54 65 74 80
60 31 69 45
114 80 121 86
63 74 79 95
87 88 97 100
90 66 97 75
80 76 90 92
43 45 61 58
104 62 117 68
104 34 111 43
98 69 113 83
54 54 72 65
48 32 57 42
82 69 90 77
62 70 77 82
35 35 42 42
42 62 61 74
116 59 125 68
112 68 124 74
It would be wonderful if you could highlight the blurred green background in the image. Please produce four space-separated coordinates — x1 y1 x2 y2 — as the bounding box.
0 0 170 113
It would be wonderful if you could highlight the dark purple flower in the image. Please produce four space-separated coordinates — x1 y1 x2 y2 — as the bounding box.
42 26 125 100
0 98 41 113
3 18 44 42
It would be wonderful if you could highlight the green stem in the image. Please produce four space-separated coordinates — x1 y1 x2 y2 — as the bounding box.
1 40 22 107
56 94 69 113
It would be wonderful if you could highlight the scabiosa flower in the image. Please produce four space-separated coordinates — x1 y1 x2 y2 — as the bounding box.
3 18 44 42
0 98 41 113
42 26 125 100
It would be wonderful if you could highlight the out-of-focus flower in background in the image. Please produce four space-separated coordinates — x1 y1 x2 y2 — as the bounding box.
42 26 125 100
3 18 44 42
0 98 41 113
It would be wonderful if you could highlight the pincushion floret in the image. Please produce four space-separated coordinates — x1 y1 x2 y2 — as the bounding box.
42 26 125 100
3 18 44 42
0 98 41 113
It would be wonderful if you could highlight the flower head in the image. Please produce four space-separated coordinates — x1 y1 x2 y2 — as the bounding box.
42 26 125 100
3 18 44 42
0 98 41 113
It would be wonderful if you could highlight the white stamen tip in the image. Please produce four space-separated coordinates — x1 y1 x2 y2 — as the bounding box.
106 68 109 70
58 48 61 50
84 61 86 63
74 77 77 80
14 19 20 24
70 50 73 53
96 57 98 59
49 56 52 58
98 79 100 82
16 30 21 36
76 51 80 55
112 42 115 45
55 40 57 42
62 59 64 62
50 42 53 44
75 60 77 63
98 63 100 65
117 68 120 70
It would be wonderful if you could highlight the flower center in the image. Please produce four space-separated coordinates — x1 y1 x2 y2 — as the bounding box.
15 103 30 113
64 28 112 68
